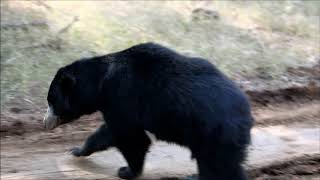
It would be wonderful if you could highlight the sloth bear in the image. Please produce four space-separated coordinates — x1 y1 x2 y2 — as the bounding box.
43 43 253 180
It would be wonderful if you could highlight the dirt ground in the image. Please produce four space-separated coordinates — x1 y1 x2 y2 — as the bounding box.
1 65 320 180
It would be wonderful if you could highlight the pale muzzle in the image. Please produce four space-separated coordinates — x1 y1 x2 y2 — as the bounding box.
43 106 61 130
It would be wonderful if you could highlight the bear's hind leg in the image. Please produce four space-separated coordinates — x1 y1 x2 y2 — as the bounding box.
116 130 151 179
193 145 248 180
196 158 247 180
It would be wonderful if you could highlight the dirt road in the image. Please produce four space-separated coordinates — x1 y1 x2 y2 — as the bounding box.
1 85 320 180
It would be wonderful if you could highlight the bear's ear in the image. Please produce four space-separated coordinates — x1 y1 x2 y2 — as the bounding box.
60 72 76 94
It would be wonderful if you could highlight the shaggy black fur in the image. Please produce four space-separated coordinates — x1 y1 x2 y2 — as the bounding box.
47 43 253 180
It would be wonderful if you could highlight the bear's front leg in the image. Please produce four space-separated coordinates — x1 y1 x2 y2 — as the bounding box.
70 124 113 157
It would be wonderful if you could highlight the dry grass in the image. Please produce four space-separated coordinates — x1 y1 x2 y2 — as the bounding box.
1 1 319 111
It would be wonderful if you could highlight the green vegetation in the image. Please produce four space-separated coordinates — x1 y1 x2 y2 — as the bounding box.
1 1 319 111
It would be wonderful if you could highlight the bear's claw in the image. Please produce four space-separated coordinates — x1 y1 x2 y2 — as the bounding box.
70 147 85 157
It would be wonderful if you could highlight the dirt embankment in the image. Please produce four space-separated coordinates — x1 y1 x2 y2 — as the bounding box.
249 154 320 180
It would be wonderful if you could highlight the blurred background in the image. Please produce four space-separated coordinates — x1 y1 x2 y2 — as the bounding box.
1 1 319 112
1 1 320 180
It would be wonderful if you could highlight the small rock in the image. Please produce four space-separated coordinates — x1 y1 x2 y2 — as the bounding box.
192 8 220 22
10 107 22 114
8 169 18 173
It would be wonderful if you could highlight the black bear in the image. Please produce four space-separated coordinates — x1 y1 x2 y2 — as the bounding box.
43 43 253 180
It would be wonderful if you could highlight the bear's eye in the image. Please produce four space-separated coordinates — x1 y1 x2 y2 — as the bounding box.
61 82 69 94
60 73 76 95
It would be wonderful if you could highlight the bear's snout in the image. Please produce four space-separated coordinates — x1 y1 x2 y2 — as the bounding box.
43 106 60 130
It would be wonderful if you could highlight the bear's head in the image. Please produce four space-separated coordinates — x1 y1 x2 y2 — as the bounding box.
43 60 104 130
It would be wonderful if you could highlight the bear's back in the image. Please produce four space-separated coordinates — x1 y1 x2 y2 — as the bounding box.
106 43 252 142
